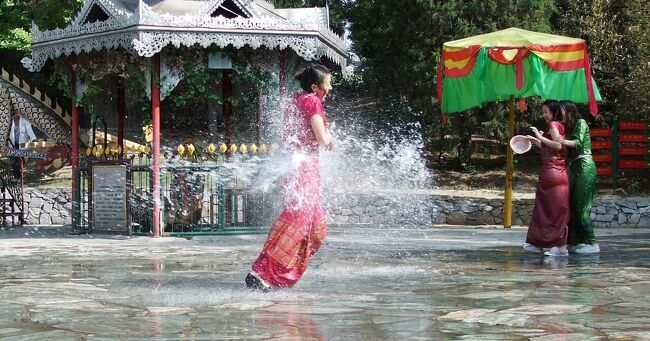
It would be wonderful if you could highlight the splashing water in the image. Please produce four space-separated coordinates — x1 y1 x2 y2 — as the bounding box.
234 97 433 203
143 92 433 229
321 120 432 193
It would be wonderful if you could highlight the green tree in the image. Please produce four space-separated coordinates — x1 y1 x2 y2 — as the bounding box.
0 0 84 52
0 0 84 107
345 0 556 169
553 0 650 121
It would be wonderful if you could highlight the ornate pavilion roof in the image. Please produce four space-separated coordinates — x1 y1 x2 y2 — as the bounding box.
22 0 348 72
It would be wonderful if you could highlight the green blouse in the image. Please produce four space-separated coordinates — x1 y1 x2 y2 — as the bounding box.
568 119 591 159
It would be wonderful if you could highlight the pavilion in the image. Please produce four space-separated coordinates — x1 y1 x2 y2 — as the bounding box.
22 0 348 236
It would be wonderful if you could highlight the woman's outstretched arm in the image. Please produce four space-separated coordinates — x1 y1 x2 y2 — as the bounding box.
311 115 333 150
531 124 563 151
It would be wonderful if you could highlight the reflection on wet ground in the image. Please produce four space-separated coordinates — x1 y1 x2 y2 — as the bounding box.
1 226 650 340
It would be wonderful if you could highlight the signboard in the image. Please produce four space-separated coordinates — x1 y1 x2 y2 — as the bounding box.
89 160 131 234
2 148 48 159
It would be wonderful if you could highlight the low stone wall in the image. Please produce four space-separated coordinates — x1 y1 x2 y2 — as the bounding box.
17 188 650 228
24 188 72 225
323 190 650 228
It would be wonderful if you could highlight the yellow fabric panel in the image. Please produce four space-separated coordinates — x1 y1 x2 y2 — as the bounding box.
444 27 583 49
444 56 472 69
531 50 584 63
501 49 518 62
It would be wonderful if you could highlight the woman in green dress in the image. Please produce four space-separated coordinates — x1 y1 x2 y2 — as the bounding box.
557 100 599 254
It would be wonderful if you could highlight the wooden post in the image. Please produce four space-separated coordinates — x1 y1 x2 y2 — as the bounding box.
71 54 80 233
152 54 161 237
503 96 515 228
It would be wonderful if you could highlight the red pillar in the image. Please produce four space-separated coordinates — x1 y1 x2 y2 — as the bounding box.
279 50 286 99
71 54 80 233
117 77 125 157
223 69 233 153
152 54 161 237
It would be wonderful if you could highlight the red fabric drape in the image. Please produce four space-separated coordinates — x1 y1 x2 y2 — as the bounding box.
436 55 447 124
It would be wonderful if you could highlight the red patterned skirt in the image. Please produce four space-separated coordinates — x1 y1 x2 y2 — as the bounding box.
251 155 328 287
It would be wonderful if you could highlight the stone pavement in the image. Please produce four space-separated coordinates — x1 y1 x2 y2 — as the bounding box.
1 225 650 340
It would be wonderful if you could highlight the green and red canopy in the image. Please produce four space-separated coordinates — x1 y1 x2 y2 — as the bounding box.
437 27 602 117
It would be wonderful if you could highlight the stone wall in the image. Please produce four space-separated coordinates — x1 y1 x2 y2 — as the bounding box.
24 188 72 225
322 191 650 228
17 188 650 228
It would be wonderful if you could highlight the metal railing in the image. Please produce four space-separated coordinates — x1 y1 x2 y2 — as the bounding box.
75 154 280 236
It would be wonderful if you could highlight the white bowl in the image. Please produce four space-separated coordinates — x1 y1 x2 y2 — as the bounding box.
510 135 532 154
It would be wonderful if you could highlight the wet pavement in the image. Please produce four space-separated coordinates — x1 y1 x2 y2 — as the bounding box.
1 226 650 340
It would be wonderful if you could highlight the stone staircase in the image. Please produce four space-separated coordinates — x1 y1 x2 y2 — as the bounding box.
0 159 24 226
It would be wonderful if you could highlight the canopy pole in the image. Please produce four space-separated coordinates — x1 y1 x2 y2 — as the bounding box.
503 96 515 228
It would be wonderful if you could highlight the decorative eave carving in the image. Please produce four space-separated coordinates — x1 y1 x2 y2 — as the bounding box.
22 0 348 73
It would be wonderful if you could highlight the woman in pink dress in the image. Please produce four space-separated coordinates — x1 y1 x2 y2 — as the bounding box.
246 65 333 291
523 100 570 257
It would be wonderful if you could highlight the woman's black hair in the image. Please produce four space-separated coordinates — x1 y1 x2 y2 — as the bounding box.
559 100 578 134
560 100 591 135
542 99 563 122
294 64 331 92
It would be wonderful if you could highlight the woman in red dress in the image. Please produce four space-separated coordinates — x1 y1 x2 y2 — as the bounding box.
523 100 570 257
246 65 333 291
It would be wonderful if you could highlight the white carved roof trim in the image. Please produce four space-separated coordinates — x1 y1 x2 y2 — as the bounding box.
24 0 348 73
129 30 347 69
100 0 133 18
32 14 137 44
23 28 347 72
22 32 139 72
200 0 254 18
71 0 132 26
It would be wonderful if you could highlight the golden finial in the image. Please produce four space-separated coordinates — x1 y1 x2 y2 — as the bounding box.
177 144 185 156
230 144 238 153
187 144 196 156
52 158 63 169
219 143 227 153
259 144 268 153
239 143 247 154
250 143 258 154
208 143 216 154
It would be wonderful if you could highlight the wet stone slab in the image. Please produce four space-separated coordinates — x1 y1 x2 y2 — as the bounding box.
1 226 650 339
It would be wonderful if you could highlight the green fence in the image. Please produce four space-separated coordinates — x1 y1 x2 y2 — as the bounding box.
75 156 279 236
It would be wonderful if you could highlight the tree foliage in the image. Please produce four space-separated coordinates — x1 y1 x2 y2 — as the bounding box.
0 0 84 110
554 0 650 120
345 0 555 110
1 0 647 161
344 0 649 168
0 0 84 51
344 0 556 168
